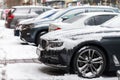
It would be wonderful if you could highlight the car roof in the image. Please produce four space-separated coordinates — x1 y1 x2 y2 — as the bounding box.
80 12 119 16
12 6 52 9
68 5 118 9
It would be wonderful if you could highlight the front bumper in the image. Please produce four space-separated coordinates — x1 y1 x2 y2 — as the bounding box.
36 46 73 68
20 28 34 43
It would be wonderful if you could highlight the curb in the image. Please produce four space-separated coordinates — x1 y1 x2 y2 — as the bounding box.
0 58 41 64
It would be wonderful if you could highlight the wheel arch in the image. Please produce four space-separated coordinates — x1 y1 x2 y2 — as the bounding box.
34 29 48 44
69 40 110 72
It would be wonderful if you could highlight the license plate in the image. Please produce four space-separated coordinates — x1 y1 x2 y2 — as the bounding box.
36 47 44 57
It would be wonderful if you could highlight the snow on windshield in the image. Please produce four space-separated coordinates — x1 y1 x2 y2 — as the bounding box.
35 9 57 20
49 9 65 20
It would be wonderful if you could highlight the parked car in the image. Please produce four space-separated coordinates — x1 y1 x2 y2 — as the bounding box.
14 9 60 36
0 9 3 19
20 6 120 45
49 12 118 32
36 15 120 78
5 6 53 28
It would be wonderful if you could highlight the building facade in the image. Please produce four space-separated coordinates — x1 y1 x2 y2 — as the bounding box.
0 0 120 9
1 0 38 8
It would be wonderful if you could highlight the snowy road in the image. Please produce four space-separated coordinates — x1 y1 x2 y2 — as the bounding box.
0 20 118 80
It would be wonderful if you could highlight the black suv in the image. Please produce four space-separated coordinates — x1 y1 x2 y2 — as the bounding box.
5 6 52 28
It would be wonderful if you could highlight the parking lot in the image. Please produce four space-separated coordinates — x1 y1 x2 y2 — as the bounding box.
0 20 118 80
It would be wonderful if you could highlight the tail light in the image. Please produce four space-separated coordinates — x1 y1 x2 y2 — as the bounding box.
7 14 14 20
49 24 61 32
55 27 61 30
11 14 14 19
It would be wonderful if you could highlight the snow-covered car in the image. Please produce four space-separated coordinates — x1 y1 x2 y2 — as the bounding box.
5 6 53 28
49 12 118 32
14 9 60 36
36 15 120 78
20 6 120 45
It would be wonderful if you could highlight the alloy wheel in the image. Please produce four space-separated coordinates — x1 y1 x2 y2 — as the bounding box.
75 46 106 78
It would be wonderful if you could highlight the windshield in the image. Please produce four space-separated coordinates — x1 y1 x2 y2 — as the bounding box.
35 9 58 20
49 9 65 20
101 15 120 28
63 15 85 23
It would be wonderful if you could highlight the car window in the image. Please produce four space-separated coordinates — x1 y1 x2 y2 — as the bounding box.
94 15 115 25
85 15 116 26
31 8 44 14
44 8 52 11
85 17 95 25
104 10 113 12
102 16 120 28
13 8 29 13
61 9 85 18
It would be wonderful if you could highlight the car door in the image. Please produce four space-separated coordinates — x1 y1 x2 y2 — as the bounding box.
100 16 120 66
102 35 120 66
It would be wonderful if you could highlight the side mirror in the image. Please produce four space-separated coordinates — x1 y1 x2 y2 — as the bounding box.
62 17 69 21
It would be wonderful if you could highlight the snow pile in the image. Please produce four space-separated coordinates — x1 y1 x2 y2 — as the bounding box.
0 25 37 59
0 20 118 80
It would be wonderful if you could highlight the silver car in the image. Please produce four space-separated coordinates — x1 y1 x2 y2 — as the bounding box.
5 6 53 28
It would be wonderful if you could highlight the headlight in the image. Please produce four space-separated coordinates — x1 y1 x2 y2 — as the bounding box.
21 24 34 30
49 41 63 48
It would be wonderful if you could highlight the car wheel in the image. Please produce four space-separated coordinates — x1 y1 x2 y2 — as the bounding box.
36 31 47 46
73 46 106 78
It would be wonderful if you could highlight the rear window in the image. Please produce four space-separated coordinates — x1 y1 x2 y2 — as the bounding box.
13 8 29 13
31 8 44 14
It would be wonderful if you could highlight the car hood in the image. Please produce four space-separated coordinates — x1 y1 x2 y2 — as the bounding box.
41 26 120 41
50 22 85 30
33 18 52 25
19 18 52 25
19 18 35 24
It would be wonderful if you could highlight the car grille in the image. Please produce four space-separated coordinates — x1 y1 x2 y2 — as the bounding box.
40 39 48 49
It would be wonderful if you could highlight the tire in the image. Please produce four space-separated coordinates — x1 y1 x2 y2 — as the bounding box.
73 46 106 78
35 31 47 46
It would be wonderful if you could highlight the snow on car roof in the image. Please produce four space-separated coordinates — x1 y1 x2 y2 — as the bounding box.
69 5 119 9
79 12 119 15
12 6 52 9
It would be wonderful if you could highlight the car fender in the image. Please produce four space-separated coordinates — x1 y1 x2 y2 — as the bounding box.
31 26 48 42
69 40 113 71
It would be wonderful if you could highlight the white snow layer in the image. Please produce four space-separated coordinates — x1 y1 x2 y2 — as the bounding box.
0 20 118 80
